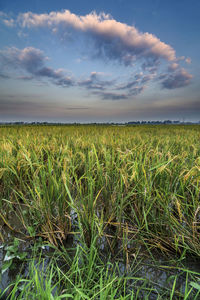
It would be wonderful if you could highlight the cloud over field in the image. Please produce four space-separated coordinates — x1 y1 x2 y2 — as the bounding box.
0 47 74 87
18 10 176 65
79 72 114 90
161 68 193 89
0 9 193 99
15 10 193 91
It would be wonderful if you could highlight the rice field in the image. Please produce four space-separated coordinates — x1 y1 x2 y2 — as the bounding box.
0 124 200 299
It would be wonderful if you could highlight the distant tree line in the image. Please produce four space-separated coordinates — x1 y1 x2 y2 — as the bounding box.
0 120 200 126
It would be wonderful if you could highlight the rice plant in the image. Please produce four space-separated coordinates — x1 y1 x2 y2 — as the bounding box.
0 124 200 298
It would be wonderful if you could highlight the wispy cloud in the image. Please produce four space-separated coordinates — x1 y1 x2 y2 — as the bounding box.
160 68 193 89
0 11 15 27
128 86 145 96
185 57 191 64
64 106 90 110
79 72 114 90
117 79 139 90
0 47 74 87
93 91 128 100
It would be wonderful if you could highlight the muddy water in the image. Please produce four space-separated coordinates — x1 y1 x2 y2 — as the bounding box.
1 215 200 299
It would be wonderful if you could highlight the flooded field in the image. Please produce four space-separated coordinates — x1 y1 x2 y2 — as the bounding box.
0 124 200 298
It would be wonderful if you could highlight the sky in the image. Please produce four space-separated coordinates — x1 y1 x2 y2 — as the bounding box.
0 0 199 123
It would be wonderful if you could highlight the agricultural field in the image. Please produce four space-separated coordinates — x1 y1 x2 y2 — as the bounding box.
0 124 200 299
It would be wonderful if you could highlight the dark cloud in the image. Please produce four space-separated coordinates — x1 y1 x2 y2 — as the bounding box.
128 86 145 96
135 73 143 80
142 59 160 71
64 106 90 110
35 67 74 87
140 74 153 84
158 74 168 80
0 47 74 87
116 73 151 96
161 68 193 89
93 91 128 100
117 79 139 90
79 72 114 90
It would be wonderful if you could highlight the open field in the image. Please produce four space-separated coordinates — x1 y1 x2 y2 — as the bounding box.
0 124 200 299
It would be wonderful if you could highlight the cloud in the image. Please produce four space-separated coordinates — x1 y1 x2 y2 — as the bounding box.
0 47 47 71
18 10 176 65
93 91 128 100
168 63 179 71
0 47 74 87
0 9 193 99
116 72 152 95
3 18 15 27
140 74 154 84
35 67 73 86
161 68 193 89
128 86 145 96
79 71 114 90
134 73 143 80
185 57 191 64
0 11 15 27
64 106 90 110
89 72 147 99
117 80 139 90
17 75 34 81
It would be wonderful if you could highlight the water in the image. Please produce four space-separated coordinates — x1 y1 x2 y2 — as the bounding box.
1 215 200 299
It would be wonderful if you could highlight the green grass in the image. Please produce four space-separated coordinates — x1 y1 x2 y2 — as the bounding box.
0 124 200 298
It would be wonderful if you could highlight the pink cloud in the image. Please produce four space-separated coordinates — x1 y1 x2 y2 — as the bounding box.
168 62 179 71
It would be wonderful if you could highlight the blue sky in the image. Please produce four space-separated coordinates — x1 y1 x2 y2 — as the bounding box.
0 0 199 122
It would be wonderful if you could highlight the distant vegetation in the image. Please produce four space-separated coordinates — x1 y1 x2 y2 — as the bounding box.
0 125 200 298
0 120 200 125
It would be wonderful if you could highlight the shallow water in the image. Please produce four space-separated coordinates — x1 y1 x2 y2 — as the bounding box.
1 217 200 299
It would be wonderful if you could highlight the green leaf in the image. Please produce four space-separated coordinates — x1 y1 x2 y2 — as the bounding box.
17 252 27 260
190 282 200 290
27 226 36 237
2 259 12 274
58 295 73 299
4 253 16 261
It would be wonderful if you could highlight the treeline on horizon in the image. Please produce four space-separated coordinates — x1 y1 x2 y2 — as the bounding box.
0 120 200 125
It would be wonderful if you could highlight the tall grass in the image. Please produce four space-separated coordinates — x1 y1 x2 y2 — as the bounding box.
0 124 200 297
